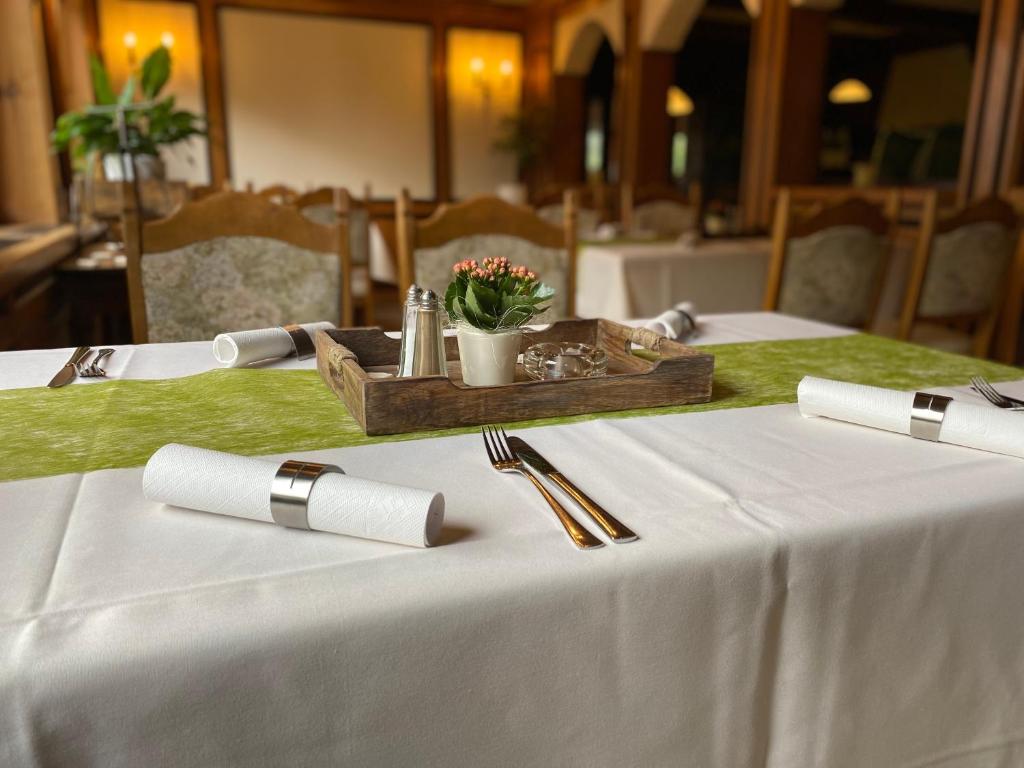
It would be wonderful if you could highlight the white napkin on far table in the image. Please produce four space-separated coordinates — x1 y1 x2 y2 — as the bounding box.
798 376 1024 460
645 301 698 340
143 444 446 547
212 321 335 367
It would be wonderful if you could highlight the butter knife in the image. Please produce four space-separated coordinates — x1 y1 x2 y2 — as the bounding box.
47 346 91 388
507 435 638 543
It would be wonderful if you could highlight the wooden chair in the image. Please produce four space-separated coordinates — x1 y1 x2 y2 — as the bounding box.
898 192 1020 358
187 179 234 202
122 190 350 343
621 182 702 238
764 187 900 329
396 190 577 318
244 182 299 205
294 186 374 325
532 183 609 237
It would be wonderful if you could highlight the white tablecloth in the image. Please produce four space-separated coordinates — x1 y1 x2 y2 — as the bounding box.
577 238 773 320
3 313 1024 768
368 221 397 284
0 312 852 390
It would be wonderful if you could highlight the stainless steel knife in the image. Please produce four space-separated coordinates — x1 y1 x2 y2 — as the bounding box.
47 346 91 388
506 435 638 543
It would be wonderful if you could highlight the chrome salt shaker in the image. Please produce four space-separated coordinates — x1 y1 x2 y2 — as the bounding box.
398 284 422 377
411 290 448 378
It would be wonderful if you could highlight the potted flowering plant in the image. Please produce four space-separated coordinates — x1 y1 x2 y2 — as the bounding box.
445 257 554 386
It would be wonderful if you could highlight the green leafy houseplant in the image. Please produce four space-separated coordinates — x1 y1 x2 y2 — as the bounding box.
50 46 204 169
445 257 555 332
492 107 551 174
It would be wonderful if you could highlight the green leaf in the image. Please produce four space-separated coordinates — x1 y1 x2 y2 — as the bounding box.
465 283 497 325
89 55 115 105
531 282 555 300
443 281 459 317
468 281 499 313
140 46 171 99
118 74 136 106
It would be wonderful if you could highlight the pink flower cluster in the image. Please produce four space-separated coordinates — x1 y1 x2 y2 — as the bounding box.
452 256 537 283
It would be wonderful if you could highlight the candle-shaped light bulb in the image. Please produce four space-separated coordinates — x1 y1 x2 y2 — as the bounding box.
160 31 175 49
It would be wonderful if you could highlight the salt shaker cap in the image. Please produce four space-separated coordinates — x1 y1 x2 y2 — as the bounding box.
420 289 438 310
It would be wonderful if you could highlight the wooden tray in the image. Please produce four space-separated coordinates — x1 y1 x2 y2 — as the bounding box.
315 319 713 435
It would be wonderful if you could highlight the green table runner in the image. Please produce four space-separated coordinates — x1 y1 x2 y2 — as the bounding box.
1 334 1019 483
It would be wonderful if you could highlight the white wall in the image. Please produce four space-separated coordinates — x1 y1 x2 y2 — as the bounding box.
220 9 433 197
447 28 523 199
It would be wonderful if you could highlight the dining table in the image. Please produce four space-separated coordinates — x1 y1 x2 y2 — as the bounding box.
576 237 773 320
2 312 1023 767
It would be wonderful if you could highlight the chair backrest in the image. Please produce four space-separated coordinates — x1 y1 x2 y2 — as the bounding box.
533 182 612 233
293 187 373 323
899 193 1019 357
396 190 577 318
245 183 299 205
764 187 899 329
122 190 350 342
294 187 371 268
621 182 702 237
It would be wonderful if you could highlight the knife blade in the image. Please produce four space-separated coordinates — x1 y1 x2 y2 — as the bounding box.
47 346 91 388
506 435 638 543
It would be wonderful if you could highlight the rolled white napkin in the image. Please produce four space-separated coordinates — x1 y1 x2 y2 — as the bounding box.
212 321 335 367
645 301 698 340
798 376 1024 460
143 444 445 547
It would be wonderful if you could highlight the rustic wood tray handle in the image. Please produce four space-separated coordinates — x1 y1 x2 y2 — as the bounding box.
624 325 669 354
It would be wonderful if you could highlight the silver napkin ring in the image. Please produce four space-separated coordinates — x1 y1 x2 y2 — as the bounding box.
281 324 316 360
270 460 344 530
909 392 952 441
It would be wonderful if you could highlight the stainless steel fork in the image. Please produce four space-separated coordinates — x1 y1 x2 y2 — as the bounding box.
970 376 1024 411
77 348 114 378
481 425 603 550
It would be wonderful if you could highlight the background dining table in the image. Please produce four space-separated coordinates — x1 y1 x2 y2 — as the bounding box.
577 236 915 336
576 237 773 319
2 312 1023 767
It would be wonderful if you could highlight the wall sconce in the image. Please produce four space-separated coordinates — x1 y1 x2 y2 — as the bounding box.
828 78 871 105
468 56 516 104
469 56 485 87
666 86 694 117
123 31 138 66
160 31 175 49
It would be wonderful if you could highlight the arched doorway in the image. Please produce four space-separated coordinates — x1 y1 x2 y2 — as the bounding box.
549 11 622 186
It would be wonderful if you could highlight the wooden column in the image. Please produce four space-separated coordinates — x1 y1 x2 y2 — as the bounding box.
197 1 230 187
524 2 555 191
0 0 61 223
633 50 675 186
431 20 451 202
775 9 828 186
616 0 642 186
739 0 829 230
959 0 1024 200
551 74 586 183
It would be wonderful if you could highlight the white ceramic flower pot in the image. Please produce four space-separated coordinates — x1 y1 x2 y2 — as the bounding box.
456 325 523 386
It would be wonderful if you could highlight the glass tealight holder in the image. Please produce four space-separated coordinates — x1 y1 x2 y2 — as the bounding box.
523 342 607 381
